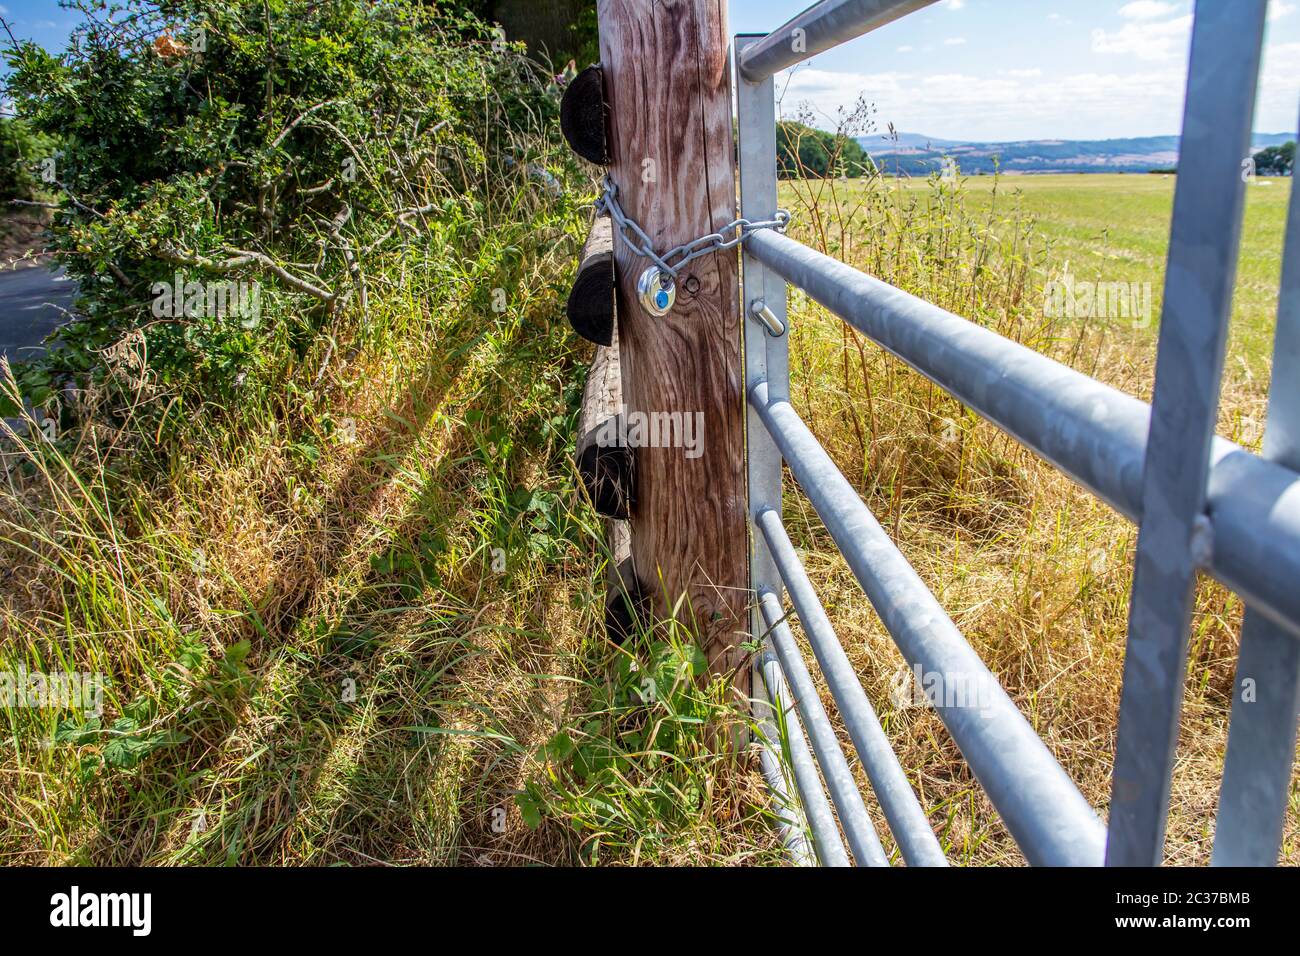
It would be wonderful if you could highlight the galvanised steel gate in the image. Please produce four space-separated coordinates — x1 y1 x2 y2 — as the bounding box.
737 0 1299 866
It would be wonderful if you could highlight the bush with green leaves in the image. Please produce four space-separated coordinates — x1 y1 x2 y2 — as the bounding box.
3 0 572 423
1254 141 1295 176
777 120 874 180
0 115 57 202
516 625 769 864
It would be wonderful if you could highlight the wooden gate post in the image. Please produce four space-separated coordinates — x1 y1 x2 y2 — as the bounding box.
596 0 747 691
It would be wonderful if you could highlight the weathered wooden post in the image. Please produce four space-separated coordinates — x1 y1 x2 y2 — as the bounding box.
574 315 633 518
572 317 647 643
561 68 647 646
595 0 747 689
567 211 617 346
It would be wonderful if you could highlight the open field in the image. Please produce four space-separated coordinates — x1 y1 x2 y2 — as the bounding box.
793 173 1291 381
775 172 1296 865
882 173 1291 376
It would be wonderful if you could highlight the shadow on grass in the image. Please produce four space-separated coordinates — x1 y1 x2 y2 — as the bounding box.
74 308 594 865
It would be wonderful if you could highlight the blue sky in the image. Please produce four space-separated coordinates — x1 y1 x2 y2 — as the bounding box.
1 0 1297 141
730 0 1300 140
0 0 78 52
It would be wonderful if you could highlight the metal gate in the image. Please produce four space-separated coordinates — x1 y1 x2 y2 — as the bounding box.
738 0 1298 866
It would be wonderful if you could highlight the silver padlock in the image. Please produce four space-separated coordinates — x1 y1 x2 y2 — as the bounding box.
636 265 676 317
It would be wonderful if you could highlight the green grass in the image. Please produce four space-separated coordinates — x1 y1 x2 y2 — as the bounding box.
856 173 1290 379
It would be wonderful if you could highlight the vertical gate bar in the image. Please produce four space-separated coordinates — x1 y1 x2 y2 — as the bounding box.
736 32 808 862
1212 121 1300 866
1106 0 1269 866
736 34 790 685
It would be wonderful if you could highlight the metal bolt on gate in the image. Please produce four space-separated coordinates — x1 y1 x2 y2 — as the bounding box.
736 0 1298 866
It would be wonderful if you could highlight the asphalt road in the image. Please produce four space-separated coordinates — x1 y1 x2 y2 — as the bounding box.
0 265 76 362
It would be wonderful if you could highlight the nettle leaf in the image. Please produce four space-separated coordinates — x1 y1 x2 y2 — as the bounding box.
77 752 102 784
223 639 252 667
527 532 554 556
515 785 543 830
103 728 187 770
54 716 102 746
290 442 320 464
122 697 155 725
542 731 575 765
216 640 254 683
688 645 708 678
175 636 207 675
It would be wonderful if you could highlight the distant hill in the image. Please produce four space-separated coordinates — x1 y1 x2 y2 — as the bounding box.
871 131 965 151
860 132 1296 175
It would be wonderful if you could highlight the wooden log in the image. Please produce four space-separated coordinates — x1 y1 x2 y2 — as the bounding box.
597 0 748 693
575 325 634 519
567 213 617 346
559 63 610 165
604 518 648 643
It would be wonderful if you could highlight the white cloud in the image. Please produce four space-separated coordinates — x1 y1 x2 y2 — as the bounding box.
777 66 1187 141
1091 13 1192 61
1258 41 1300 132
1118 1 1179 20
770 0 1296 141
945 0 967 9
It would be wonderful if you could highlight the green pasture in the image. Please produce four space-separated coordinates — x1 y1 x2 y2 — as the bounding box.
784 173 1292 378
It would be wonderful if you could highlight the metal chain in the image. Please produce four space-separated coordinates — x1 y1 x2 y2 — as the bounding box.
594 175 790 279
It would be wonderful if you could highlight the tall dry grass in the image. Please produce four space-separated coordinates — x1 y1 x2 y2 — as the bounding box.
0 127 785 864
776 161 1292 865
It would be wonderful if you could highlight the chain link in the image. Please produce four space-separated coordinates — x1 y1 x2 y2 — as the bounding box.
594 175 790 279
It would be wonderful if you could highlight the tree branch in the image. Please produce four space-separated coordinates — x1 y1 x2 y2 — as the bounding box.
156 242 335 302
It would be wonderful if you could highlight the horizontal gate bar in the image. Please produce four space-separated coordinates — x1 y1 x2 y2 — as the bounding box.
755 507 948 867
756 648 851 866
751 380 1107 866
759 591 889 866
738 0 940 82
754 736 816 865
753 653 817 866
746 229 1300 639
